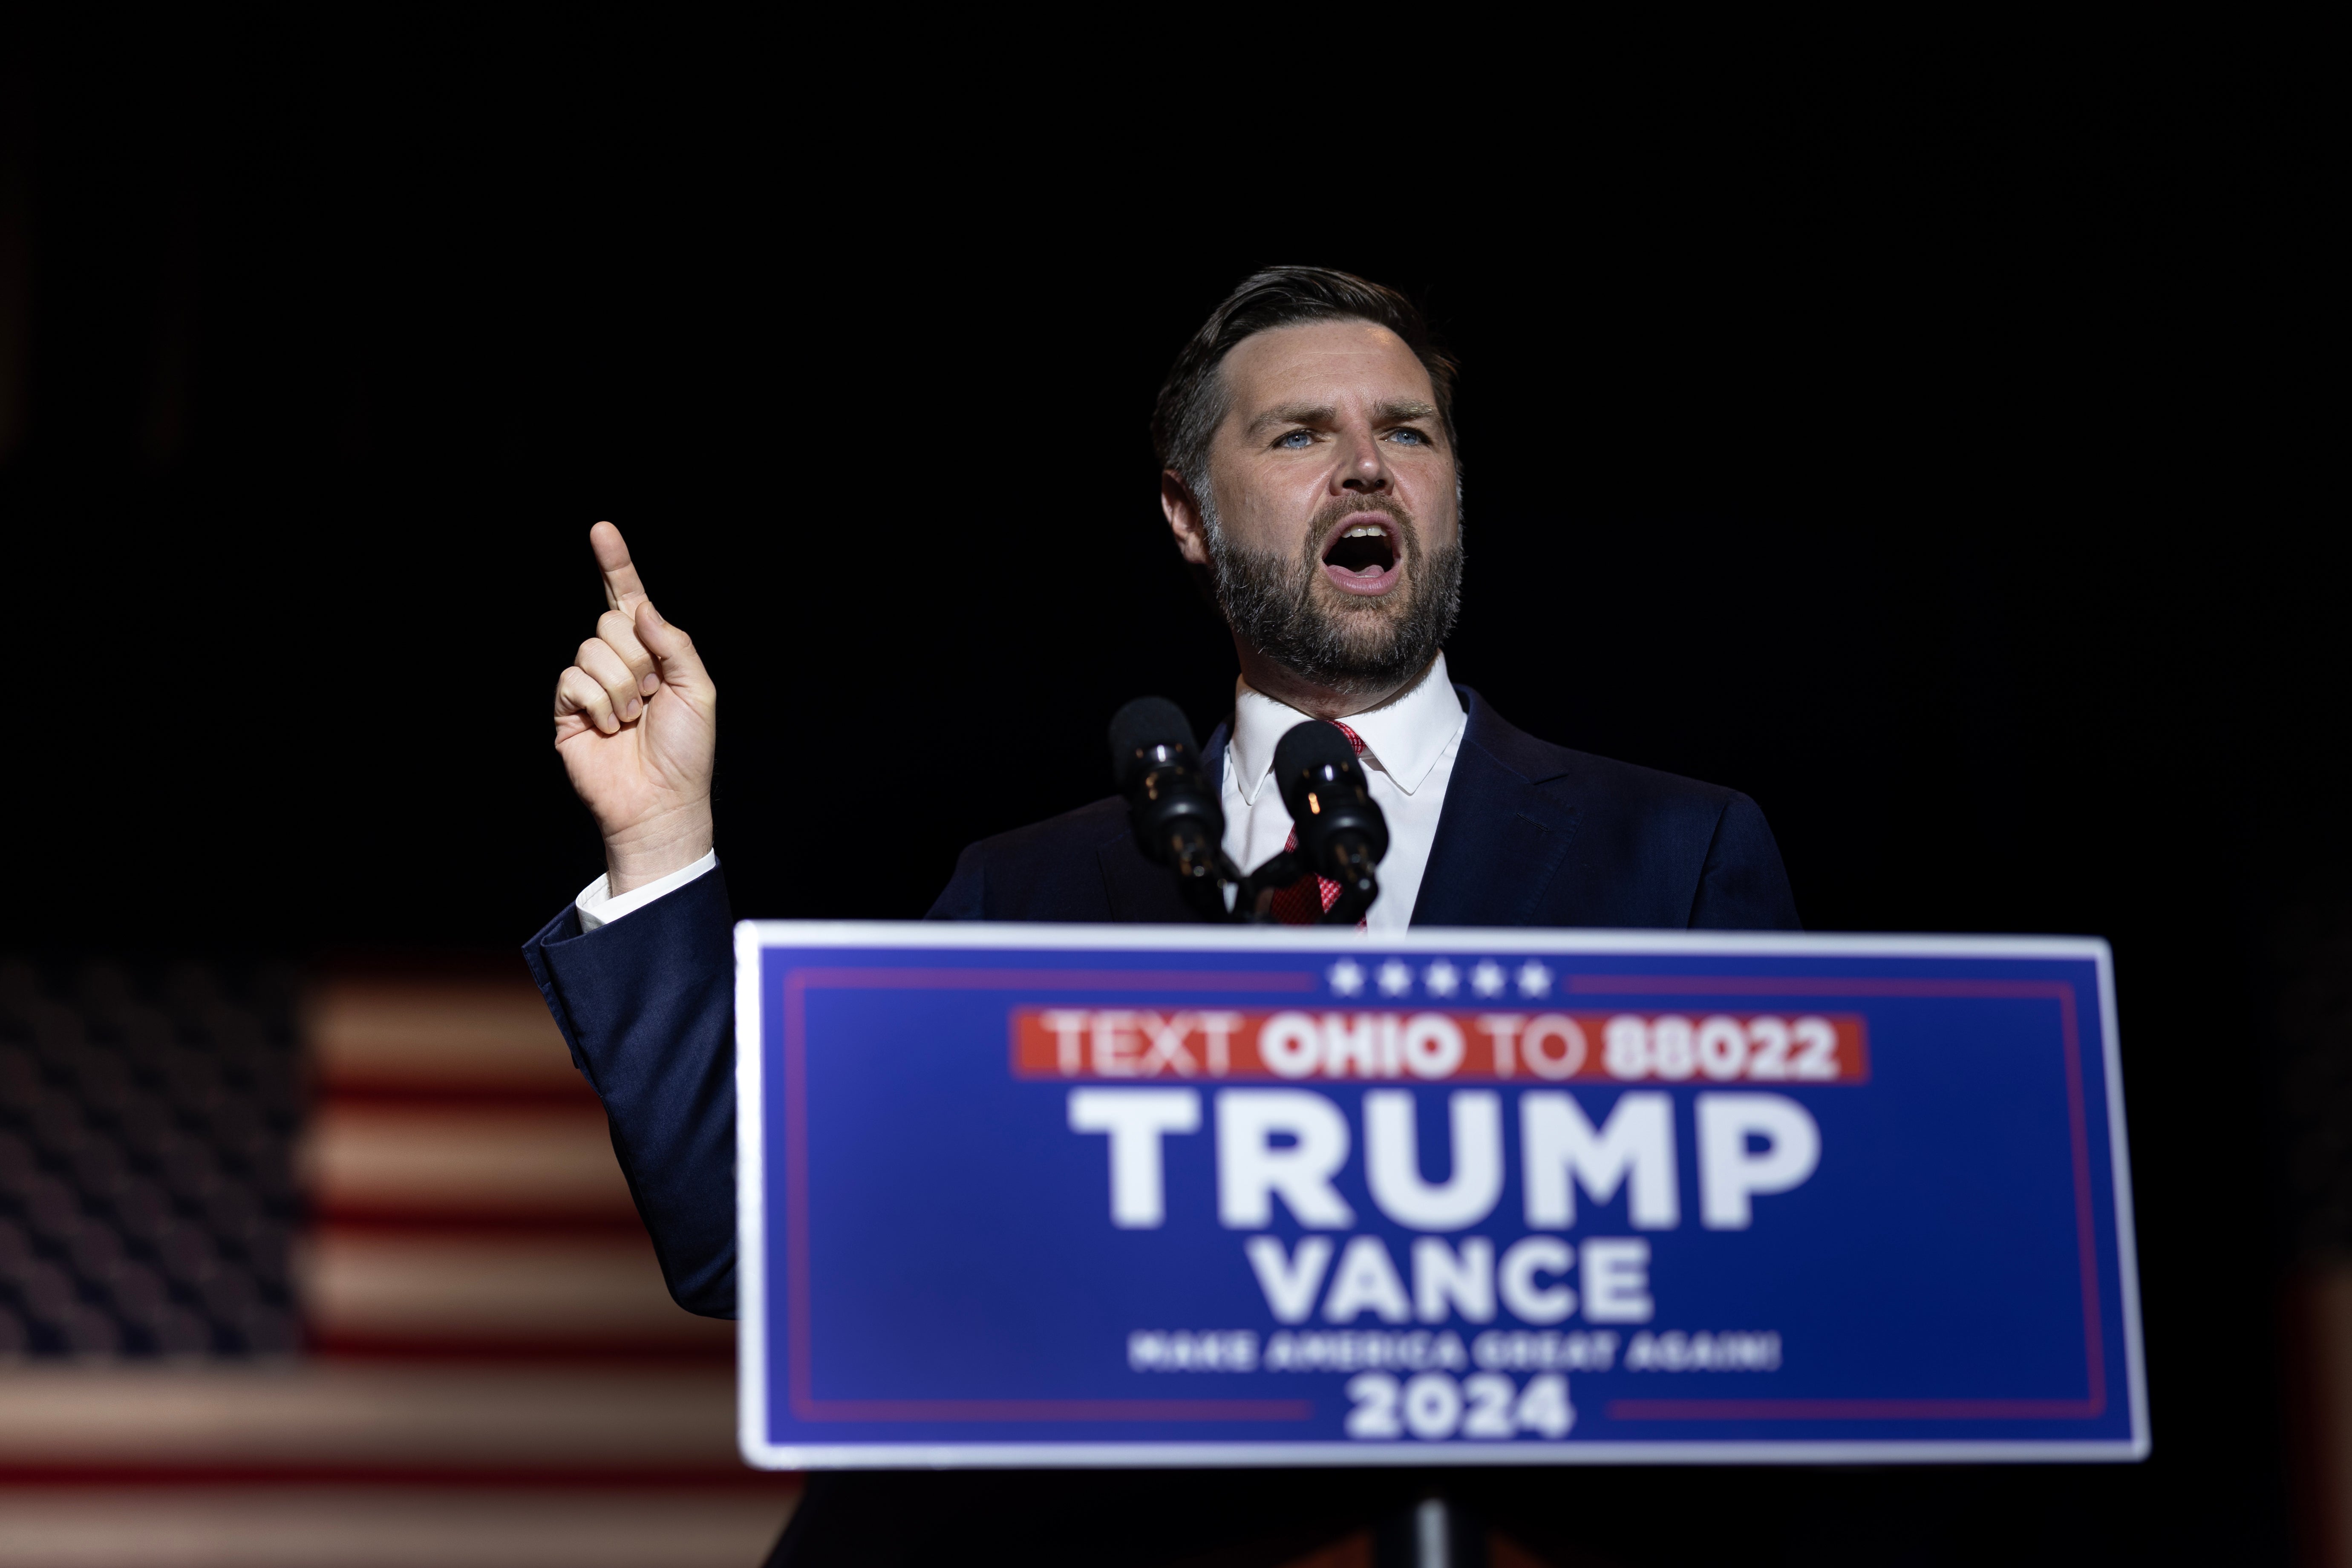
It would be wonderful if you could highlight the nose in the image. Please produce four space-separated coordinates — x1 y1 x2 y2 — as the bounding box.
1336 427 1390 494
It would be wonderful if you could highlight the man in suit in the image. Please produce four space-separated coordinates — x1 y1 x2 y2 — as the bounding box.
524 267 1798 1561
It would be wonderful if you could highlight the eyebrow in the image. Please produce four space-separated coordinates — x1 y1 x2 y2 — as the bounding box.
1244 399 1441 437
1245 402 1337 437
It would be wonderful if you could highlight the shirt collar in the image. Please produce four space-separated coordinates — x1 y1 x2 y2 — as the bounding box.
1227 651 1466 805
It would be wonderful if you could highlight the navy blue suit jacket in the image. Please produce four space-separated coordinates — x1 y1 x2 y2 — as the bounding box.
522 688 1799 1318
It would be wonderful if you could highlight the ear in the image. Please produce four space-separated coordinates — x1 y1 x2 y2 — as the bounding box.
1160 470 1212 566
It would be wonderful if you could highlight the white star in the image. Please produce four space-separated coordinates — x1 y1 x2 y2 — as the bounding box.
1423 960 1461 998
1328 959 1366 997
1377 960 1414 997
1471 960 1507 998
1516 960 1554 998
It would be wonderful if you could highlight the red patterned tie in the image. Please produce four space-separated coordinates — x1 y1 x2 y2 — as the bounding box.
1268 722 1367 926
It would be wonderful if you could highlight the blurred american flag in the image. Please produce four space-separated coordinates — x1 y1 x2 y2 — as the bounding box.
0 955 795 1566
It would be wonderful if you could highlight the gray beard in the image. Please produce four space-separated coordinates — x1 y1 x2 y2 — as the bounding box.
1204 499 1464 699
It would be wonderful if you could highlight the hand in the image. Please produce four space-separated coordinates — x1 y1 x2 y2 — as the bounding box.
553 522 718 894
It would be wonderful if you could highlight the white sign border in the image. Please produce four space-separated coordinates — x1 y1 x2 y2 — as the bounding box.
735 921 2149 1468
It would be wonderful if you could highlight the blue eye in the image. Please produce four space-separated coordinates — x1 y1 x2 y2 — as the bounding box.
1276 431 1314 450
1388 428 1427 445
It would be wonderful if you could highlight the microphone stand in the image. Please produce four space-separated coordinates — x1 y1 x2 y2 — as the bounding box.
1158 826 1248 924
1213 844 1380 927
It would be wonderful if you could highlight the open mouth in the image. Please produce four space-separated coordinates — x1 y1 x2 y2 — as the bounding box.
1320 517 1401 595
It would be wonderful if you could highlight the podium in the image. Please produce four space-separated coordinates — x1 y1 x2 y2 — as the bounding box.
732 924 2146 1468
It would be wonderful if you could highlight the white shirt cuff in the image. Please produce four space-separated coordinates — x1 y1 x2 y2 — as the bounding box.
574 849 718 932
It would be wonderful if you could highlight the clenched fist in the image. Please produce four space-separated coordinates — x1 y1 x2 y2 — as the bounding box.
553 522 718 894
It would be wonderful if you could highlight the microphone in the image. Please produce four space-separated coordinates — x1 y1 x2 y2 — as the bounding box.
1271 720 1389 923
1108 697 1234 919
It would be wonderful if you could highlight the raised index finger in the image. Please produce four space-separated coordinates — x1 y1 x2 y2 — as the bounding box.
589 521 649 614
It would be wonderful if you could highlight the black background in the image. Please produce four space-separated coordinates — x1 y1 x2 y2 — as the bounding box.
1 49 2335 1565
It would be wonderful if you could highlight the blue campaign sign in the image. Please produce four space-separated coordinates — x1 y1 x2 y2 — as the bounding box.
734 923 2147 1467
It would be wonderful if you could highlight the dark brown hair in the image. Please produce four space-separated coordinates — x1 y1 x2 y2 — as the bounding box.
1150 267 1459 499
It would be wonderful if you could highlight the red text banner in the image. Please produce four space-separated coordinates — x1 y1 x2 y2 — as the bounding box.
1010 1008 1868 1085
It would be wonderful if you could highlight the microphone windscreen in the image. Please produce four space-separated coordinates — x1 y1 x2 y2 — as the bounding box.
1108 696 1199 779
1272 719 1358 784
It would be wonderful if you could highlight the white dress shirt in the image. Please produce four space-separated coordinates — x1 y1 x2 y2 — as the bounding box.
574 654 1467 933
1221 652 1465 932
575 848 719 931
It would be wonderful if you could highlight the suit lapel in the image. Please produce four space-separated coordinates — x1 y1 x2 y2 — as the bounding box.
1409 690 1581 928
